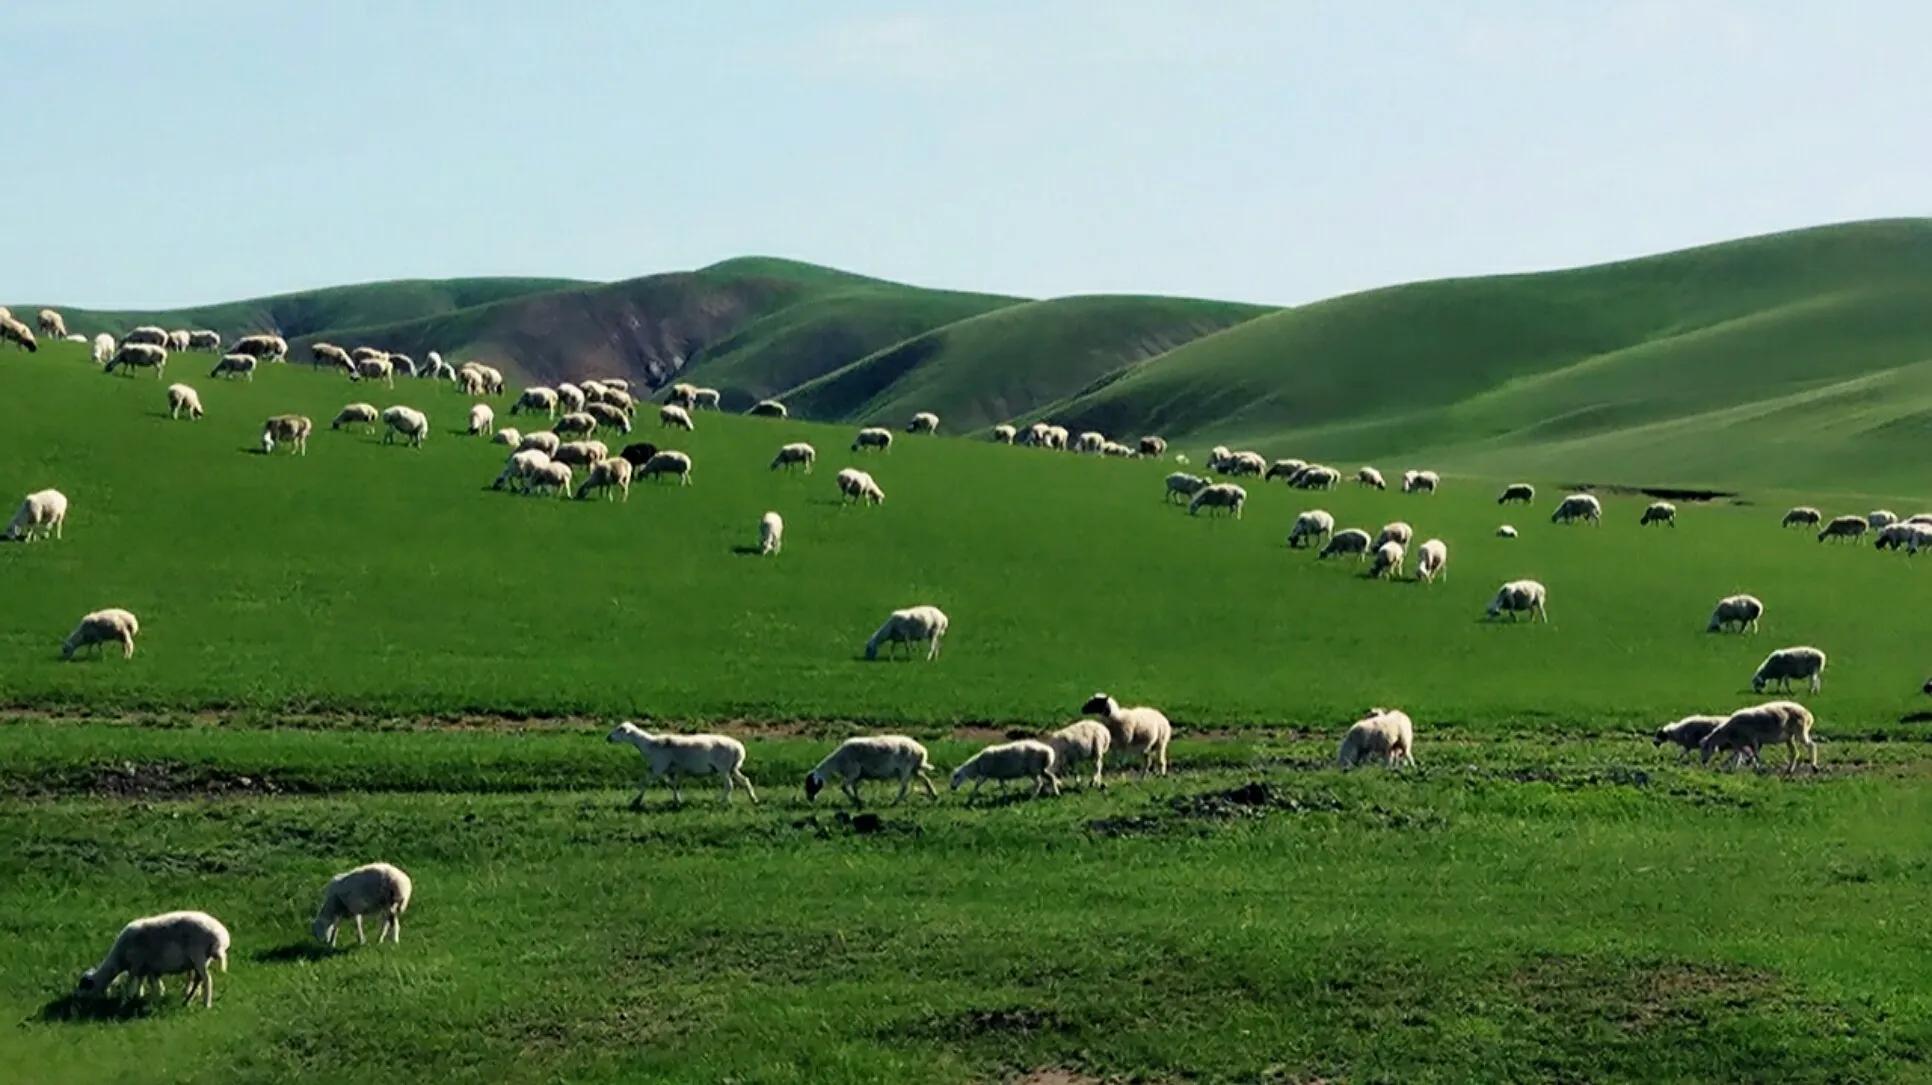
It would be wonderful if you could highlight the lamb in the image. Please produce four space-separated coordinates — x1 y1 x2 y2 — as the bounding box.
1781 506 1822 528
607 722 758 806
585 402 633 434
1498 483 1535 505
555 411 599 440
1496 525 1518 538
1640 501 1677 527
864 605 948 660
260 414 313 455
468 403 495 436
804 736 939 805
517 430 562 456
836 467 885 505
639 450 693 485
617 442 659 470
311 343 354 372
5 488 68 541
1550 493 1603 525
512 387 559 417
1402 469 1440 494
1287 509 1335 548
230 333 288 361
575 457 632 502
1869 510 1899 530
1164 472 1209 504
1416 538 1448 583
1356 466 1387 490
166 383 203 420
208 353 257 380
555 383 586 413
1044 719 1111 789
759 511 783 555
92 333 115 365
748 399 788 418
1318 528 1373 560
1653 715 1726 761
167 329 190 352
1751 646 1827 695
0 316 36 352
852 426 893 452
1706 593 1764 634
382 406 429 448
1700 700 1817 773
105 343 167 377
187 330 221 352
992 424 1017 443
1188 482 1247 518
1369 540 1405 579
1080 692 1172 777
37 308 67 338
1138 436 1167 457
950 740 1059 801
1374 521 1413 549
1337 708 1415 768
907 411 940 433
1485 579 1548 622
1817 515 1866 543
76 911 230 1007
352 357 396 387
62 607 139 659
492 427 520 447
659 404 695 431
312 863 413 946
493 449 551 492
771 442 816 473
124 325 169 347
528 461 574 498
330 403 380 432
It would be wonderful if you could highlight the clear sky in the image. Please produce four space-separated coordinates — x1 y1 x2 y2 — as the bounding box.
6 1 1927 309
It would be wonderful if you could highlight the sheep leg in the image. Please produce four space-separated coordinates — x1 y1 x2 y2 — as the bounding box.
893 776 910 804
196 961 213 1007
669 771 685 806
388 909 402 943
354 915 367 944
845 780 865 806
120 632 135 659
732 769 759 804
1040 769 1060 796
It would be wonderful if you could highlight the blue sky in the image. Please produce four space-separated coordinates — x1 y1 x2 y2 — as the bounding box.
6 2 1927 308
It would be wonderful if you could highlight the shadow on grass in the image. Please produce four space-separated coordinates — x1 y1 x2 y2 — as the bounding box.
729 545 765 556
37 993 154 1023
254 940 339 964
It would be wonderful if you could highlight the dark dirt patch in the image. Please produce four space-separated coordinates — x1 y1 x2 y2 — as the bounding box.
38 993 159 1023
1088 781 1436 837
4 760 315 801
1505 953 1783 1034
255 941 339 964
914 1007 1077 1042
788 811 923 839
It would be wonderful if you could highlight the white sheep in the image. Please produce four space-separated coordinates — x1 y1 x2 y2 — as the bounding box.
166 383 204 420
586 402 633 434
771 442 816 473
1045 719 1111 789
382 406 430 448
91 333 115 365
555 411 599 440
852 426 893 452
759 511 783 555
659 404 695 431
1369 540 1405 579
324 404 375 434
352 357 396 387
1220 451 1266 477
992 424 1018 443
493 449 552 492
6 488 68 541
640 450 693 485
1551 493 1602 525
1043 424 1069 449
1188 482 1247 518
468 403 495 436
188 330 221 352
749 399 788 418
950 740 1059 801
1374 521 1413 549
553 439 609 468
1081 692 1172 777
1653 715 1725 761
1869 510 1899 530
517 430 562 456
1318 528 1373 560
1138 436 1168 457
691 387 720 410
836 467 885 505
1337 708 1415 768
230 333 288 361
37 307 67 338
575 457 633 502
77 911 230 1007
805 735 939 805
492 427 521 447
62 607 139 659
907 411 939 433
123 325 168 347
1401 470 1440 494
1496 525 1518 538
312 862 413 946
261 414 313 455
1416 538 1448 583
1817 515 1866 543
208 353 255 381
166 330 190 352
1356 466 1387 490
555 383 586 413
529 461 574 498
607 722 758 806
1291 465 1342 490
105 343 168 377
865 605 948 660
311 343 354 371
1781 506 1822 528
1700 700 1817 773
1164 472 1209 504
1706 594 1764 634
1074 430 1106 454
0 316 36 352
1751 646 1827 695
1486 579 1548 622
1640 501 1677 527
1287 509 1335 549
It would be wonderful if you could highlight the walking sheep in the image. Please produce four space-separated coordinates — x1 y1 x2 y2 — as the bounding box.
1165 472 1209 504
607 723 758 806
1751 647 1827 695
1551 493 1602 525
1781 506 1822 528
1338 708 1415 768
864 605 948 660
1287 509 1335 549
639 450 693 485
575 457 633 502
1653 715 1725 761
1188 483 1247 518
6 488 68 542
950 740 1059 801
805 736 939 806
187 330 221 352
1818 515 1867 543
493 449 551 493
1700 700 1817 773
166 383 204 420
759 511 783 555
585 402 632 433
62 608 139 660
771 442 816 473
311 343 354 372
852 426 892 452
1486 579 1548 622
1707 594 1764 634
1045 720 1111 789
1869 510 1899 530
209 353 257 381
1640 501 1677 527
77 911 230 1008
1081 692 1172 777
313 863 413 947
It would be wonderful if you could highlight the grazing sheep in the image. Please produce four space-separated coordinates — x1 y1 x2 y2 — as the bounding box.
1416 538 1448 583
166 383 203 420
529 460 574 498
493 449 551 492
555 382 586 413
1818 515 1866 543
230 333 287 361
1188 482 1247 518
1337 708 1416 768
5 488 68 542
387 353 416 377
468 403 495 436
1751 647 1827 695
1074 431 1106 454
1045 720 1111 789
1654 715 1725 761
1219 451 1267 477
555 411 599 440
1498 483 1535 505
187 330 221 352
992 424 1017 443
639 450 693 485
311 343 354 371
1043 425 1069 449
1402 469 1440 494
1104 441 1137 458
552 439 609 468
105 343 167 377
208 353 257 381
312 863 413 947
1873 522 1932 552
1287 509 1335 549
1869 510 1899 530
458 361 504 395
1700 700 1817 773
1356 466 1387 490
660 404 695 431
492 427 520 447
682 387 716 410
167 330 191 352
575 456 633 502
1374 521 1413 549
748 399 788 418
907 411 940 433
600 387 636 413
1080 692 1172 777
864 605 948 660
517 431 562 456
382 406 430 448
836 467 885 505
617 442 659 470
1319 528 1373 560
331 403 380 432
350 347 388 364
62 607 139 659
607 722 758 806
124 325 168 347
260 414 312 455
1290 465 1342 490
771 442 816 473
805 736 939 805
77 911 230 1007
1369 540 1405 579
951 740 1059 801
1496 525 1518 538
422 353 457 382
585 402 633 434
665 382 698 408
1782 506 1822 528
91 333 115 365
1550 493 1603 525
456 366 489 396
1139 436 1167 457
512 387 559 417
1486 579 1548 622
0 317 36 352
1707 594 1765 634
852 426 892 452
1640 501 1677 527
1018 422 1051 447
1164 472 1209 504
352 357 395 387
759 511 783 555
37 308 67 338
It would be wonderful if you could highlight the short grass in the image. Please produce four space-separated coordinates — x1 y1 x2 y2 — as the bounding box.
3 340 1929 730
